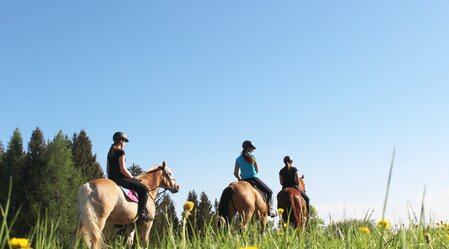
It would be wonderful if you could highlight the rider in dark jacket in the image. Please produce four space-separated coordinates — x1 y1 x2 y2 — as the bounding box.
279 155 310 215
107 132 150 222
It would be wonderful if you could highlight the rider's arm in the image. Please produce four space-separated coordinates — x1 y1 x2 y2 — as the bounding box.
254 160 259 173
279 174 283 186
119 154 134 179
233 162 241 181
294 172 300 186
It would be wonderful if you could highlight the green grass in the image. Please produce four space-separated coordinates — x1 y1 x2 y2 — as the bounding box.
3 151 449 248
3 201 449 249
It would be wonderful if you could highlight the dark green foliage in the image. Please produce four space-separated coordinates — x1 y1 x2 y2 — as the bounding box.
213 198 219 215
128 163 144 176
42 130 83 246
197 192 214 234
0 141 4 157
71 130 104 182
19 128 48 234
0 128 26 235
150 193 180 243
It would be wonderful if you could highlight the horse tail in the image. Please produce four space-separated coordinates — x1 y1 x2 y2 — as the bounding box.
77 182 106 248
218 186 235 227
289 191 301 227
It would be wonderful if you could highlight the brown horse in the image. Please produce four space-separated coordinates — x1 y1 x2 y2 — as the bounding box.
76 161 179 249
277 177 308 228
218 181 269 231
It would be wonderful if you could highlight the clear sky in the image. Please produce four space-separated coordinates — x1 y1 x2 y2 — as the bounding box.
1 1 448 224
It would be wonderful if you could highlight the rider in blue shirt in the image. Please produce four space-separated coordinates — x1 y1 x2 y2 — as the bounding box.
234 140 276 217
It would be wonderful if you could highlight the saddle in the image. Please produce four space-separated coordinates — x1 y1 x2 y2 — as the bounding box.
243 179 268 203
119 186 139 203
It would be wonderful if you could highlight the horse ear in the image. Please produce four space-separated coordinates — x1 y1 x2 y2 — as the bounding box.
162 161 166 169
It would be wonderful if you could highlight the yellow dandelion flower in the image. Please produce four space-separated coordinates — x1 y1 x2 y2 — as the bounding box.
240 247 258 249
377 219 390 230
446 234 449 240
278 208 284 215
359 226 370 234
183 201 194 211
9 238 31 249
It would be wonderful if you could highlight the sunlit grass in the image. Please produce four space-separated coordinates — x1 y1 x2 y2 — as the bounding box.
2 151 449 248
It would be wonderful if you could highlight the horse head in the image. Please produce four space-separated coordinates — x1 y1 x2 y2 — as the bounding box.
299 175 306 193
141 161 180 193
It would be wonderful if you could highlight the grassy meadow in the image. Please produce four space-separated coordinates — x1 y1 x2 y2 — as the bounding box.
2 153 449 249
2 193 449 249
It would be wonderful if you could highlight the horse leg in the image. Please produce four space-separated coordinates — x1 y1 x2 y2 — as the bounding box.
260 214 268 233
126 225 135 247
241 209 254 230
139 220 154 248
89 216 108 249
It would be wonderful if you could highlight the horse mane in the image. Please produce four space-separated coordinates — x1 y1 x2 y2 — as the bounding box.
137 165 162 177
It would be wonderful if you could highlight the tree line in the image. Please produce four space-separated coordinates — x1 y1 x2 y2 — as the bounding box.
0 128 218 246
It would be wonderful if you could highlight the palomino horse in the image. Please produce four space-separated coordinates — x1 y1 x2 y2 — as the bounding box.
218 181 269 231
277 177 308 228
76 161 179 249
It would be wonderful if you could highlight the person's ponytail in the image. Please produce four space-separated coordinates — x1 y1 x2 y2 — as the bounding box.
242 150 256 164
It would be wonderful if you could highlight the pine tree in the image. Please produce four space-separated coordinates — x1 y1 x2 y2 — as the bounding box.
197 192 213 235
0 141 4 158
150 193 179 242
128 163 144 176
213 198 219 215
19 128 48 234
0 128 26 235
43 130 83 246
71 130 104 182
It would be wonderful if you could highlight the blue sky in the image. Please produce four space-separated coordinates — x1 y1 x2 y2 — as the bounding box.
1 1 448 223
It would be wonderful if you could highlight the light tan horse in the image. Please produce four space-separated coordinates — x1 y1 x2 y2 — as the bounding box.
76 161 179 249
217 181 269 231
277 177 308 228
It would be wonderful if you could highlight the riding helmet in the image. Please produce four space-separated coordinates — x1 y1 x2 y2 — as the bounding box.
242 140 256 150
113 132 129 143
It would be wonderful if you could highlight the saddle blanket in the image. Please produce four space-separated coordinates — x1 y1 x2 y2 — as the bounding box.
119 186 138 203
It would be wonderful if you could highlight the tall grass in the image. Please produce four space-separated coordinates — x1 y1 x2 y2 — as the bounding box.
2 154 449 248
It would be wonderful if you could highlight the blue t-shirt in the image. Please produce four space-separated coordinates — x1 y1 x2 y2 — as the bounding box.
236 154 257 179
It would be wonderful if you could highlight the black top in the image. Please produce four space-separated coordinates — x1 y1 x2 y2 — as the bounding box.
107 148 126 180
279 166 298 188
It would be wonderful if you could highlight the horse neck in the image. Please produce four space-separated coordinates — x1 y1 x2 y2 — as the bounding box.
141 170 162 201
299 179 306 192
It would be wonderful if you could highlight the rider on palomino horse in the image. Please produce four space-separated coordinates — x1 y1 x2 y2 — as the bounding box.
233 140 276 217
107 131 150 223
279 155 310 216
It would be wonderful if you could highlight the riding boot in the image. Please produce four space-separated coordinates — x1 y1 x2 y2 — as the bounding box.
268 201 277 217
137 211 150 224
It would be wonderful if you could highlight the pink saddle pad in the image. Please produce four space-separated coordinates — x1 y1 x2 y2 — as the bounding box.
119 186 138 203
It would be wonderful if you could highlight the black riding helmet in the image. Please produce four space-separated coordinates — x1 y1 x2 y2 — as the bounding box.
113 132 129 143
242 140 256 150
283 155 293 164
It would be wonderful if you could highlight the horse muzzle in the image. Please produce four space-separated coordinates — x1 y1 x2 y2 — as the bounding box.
170 184 180 193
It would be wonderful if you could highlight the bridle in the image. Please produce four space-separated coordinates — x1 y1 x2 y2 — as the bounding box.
145 166 178 203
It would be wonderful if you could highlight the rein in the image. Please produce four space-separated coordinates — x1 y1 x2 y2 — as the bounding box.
142 167 177 203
